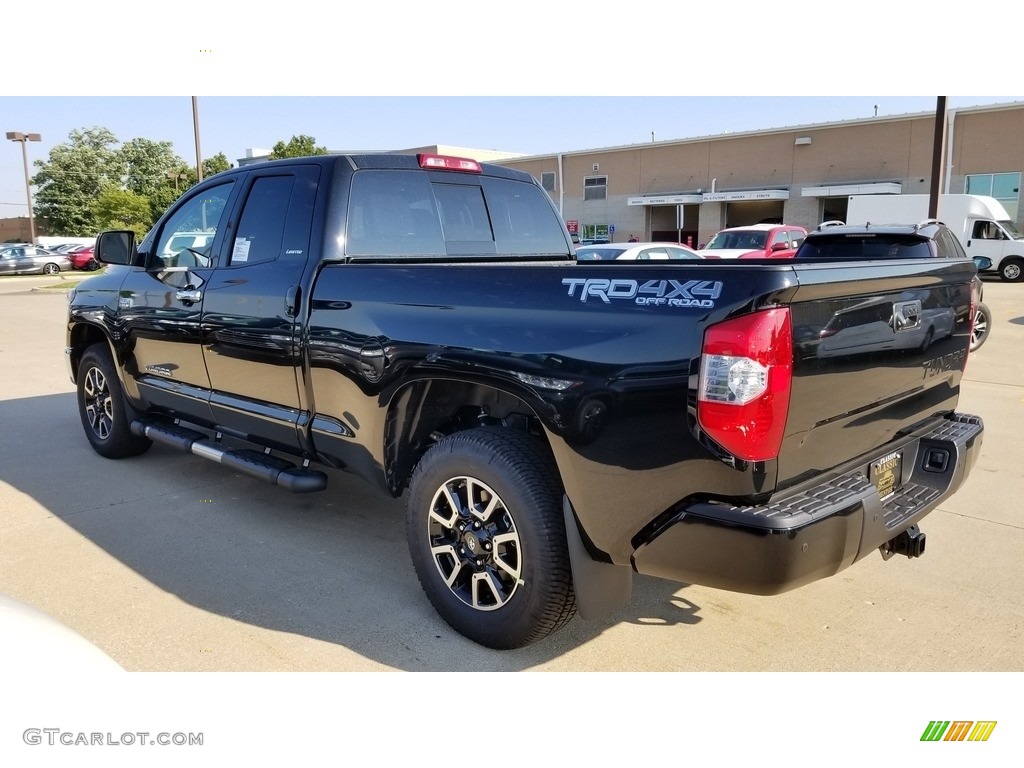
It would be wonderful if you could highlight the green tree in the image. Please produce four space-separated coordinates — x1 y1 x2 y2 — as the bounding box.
32 128 125 236
92 186 152 239
118 138 185 199
32 128 240 234
118 138 192 227
203 152 233 177
268 135 327 159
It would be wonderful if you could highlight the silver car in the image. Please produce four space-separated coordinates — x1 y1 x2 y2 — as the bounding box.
0 245 73 275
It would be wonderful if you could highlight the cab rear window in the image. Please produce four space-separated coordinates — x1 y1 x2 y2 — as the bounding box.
346 170 569 259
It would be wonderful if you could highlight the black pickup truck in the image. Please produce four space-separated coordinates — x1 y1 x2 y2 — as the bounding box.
67 153 983 649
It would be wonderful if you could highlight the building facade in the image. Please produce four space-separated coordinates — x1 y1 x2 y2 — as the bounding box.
0 216 36 243
495 101 1024 247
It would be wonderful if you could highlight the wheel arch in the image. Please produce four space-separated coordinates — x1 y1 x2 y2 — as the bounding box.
67 322 114 386
67 322 144 405
383 377 557 496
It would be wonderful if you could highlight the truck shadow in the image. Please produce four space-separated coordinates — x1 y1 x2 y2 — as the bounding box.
0 393 703 671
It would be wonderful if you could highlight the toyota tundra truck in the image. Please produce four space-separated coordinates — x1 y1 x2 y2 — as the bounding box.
66 153 983 649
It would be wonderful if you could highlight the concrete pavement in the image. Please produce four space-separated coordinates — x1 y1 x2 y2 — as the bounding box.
0 273 1021 672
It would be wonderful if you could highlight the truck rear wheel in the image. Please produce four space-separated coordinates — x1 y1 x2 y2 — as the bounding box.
406 427 576 649
999 257 1023 282
970 302 992 352
77 344 152 459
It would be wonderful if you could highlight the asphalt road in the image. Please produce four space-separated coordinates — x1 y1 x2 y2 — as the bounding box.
0 272 1021 673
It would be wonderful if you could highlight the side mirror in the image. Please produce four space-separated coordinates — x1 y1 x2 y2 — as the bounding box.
974 256 993 271
94 230 136 266
770 241 788 252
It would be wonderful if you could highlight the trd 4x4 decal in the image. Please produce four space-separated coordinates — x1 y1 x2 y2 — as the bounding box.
562 277 723 308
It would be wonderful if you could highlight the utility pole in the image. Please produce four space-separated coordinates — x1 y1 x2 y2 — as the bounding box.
928 97 947 219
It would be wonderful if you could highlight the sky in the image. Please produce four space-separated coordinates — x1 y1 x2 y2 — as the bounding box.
3 95 1021 222
5 1 1023 222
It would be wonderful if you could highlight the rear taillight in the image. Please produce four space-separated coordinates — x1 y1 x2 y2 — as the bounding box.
697 308 793 461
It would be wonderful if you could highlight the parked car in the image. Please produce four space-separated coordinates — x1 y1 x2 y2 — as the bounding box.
699 224 808 259
793 220 989 357
159 231 215 265
66 245 99 271
0 594 122 672
0 245 72 275
575 242 704 261
970 256 992 352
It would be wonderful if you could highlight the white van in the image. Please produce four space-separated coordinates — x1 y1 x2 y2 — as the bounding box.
159 231 214 266
845 194 1024 282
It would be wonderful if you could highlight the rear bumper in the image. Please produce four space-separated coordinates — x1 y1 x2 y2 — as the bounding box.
630 412 983 595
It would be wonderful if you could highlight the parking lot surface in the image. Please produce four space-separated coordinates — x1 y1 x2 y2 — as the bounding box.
0 273 1021 673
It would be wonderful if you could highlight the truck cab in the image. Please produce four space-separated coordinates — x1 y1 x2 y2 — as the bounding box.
965 215 1024 281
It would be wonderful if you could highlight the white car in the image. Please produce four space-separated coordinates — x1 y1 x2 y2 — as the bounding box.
0 594 122 672
575 242 704 261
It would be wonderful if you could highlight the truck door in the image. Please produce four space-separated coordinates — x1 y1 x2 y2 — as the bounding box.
964 218 1006 264
118 180 237 424
200 165 320 451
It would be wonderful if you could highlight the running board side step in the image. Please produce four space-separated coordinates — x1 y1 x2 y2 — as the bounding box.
131 420 328 493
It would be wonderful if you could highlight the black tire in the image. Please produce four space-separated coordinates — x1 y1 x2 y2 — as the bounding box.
76 344 152 459
43 262 60 275
970 302 992 353
86 259 100 271
918 327 934 353
999 257 1024 282
406 427 576 649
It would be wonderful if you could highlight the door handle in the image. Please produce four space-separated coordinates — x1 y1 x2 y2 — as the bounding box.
176 289 202 303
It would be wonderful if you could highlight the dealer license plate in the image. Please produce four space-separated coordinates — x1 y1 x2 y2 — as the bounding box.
870 451 903 500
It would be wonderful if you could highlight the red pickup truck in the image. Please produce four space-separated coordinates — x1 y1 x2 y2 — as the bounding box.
699 223 808 259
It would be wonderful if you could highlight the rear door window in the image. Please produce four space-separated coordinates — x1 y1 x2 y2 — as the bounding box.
230 176 295 266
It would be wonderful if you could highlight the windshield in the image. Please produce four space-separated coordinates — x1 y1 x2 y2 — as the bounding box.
704 230 768 250
1000 220 1023 239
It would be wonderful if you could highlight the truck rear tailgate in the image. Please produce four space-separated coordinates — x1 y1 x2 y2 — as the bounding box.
779 258 975 490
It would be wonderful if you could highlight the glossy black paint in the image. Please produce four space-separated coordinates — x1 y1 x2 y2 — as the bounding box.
67 155 982 590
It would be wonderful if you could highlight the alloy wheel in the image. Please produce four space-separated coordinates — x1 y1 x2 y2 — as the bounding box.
82 365 114 441
426 475 522 611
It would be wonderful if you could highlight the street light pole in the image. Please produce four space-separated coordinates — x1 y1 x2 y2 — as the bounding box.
166 170 187 193
6 131 41 243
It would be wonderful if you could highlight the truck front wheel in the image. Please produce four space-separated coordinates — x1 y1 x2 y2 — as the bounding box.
999 257 1024 282
406 427 576 649
76 344 152 459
